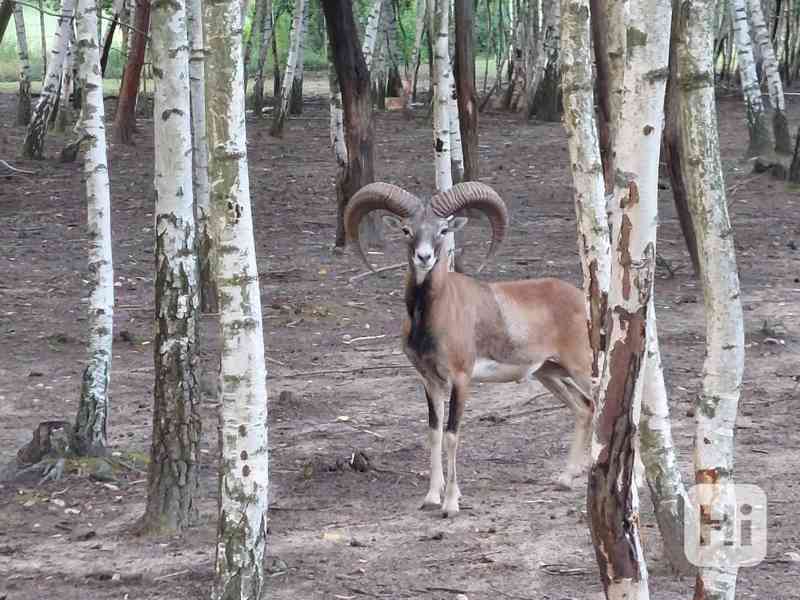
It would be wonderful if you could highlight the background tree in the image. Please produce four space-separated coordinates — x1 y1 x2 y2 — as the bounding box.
322 0 382 249
22 0 76 159
205 0 270 594
140 0 202 534
12 1 31 126
252 0 275 114
270 0 306 137
289 0 308 115
114 0 151 144
678 1 746 598
729 0 772 157
0 0 12 45
188 0 216 313
453 0 478 181
72 0 114 457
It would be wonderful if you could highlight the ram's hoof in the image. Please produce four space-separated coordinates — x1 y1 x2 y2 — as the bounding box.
554 474 577 491
420 500 441 511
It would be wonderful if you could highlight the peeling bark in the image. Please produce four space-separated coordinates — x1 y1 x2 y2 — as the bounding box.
453 0 477 181
73 0 114 457
205 0 269 593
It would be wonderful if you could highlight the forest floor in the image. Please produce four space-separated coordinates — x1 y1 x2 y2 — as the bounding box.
0 83 799 600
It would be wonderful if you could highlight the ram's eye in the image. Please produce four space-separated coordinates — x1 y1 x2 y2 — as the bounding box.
438 228 448 237
402 227 412 237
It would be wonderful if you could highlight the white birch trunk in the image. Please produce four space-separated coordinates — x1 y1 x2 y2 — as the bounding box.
559 0 610 387
13 2 32 125
205 0 269 593
187 0 215 313
39 0 47 77
430 0 454 269
269 0 305 136
677 2 745 598
22 0 75 158
289 0 308 114
447 68 464 184
362 0 384 70
73 0 114 457
729 0 772 156
143 0 201 532
252 0 274 112
329 58 348 167
747 0 791 153
586 0 671 597
411 0 427 96
57 32 76 132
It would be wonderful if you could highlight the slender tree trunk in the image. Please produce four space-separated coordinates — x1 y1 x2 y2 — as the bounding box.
663 4 700 276
453 0 478 181
328 39 349 251
205 0 270 594
270 0 306 136
322 0 382 249
677 3 745 598
22 0 75 159
289 0 308 115
113 0 151 145
187 0 216 314
430 0 455 268
730 0 772 157
747 0 792 153
140 0 201 534
447 69 464 184
586 0 671 597
243 0 260 99
531 0 561 121
589 0 612 189
362 0 384 69
13 2 32 126
56 35 76 133
39 0 48 79
0 0 12 46
790 127 800 183
100 0 125 76
72 0 114 457
252 0 274 114
411 0 427 101
561 0 610 385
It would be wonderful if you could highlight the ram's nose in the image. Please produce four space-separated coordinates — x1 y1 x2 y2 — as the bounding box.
415 250 432 264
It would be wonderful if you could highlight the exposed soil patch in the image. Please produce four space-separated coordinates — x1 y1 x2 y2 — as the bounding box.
1 83 799 599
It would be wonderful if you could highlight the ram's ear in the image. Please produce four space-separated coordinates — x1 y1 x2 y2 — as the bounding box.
446 216 468 232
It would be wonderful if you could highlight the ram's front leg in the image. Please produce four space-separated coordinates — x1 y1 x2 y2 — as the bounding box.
442 375 468 517
421 384 446 510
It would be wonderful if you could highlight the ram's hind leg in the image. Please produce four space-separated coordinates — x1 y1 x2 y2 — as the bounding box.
421 384 447 510
535 367 592 490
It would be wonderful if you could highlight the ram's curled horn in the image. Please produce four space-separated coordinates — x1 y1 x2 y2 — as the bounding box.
430 182 509 272
344 182 423 271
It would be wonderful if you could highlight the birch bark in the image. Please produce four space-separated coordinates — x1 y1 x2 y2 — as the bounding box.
430 0 454 269
22 0 76 159
362 0 384 69
141 0 201 534
56 34 75 132
289 0 308 115
586 0 671 597
13 2 32 125
72 0 114 457
730 0 772 156
252 0 274 113
411 0 427 100
560 0 609 386
270 0 306 136
677 2 745 598
747 0 792 153
188 0 216 314
39 0 47 76
205 0 269 593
